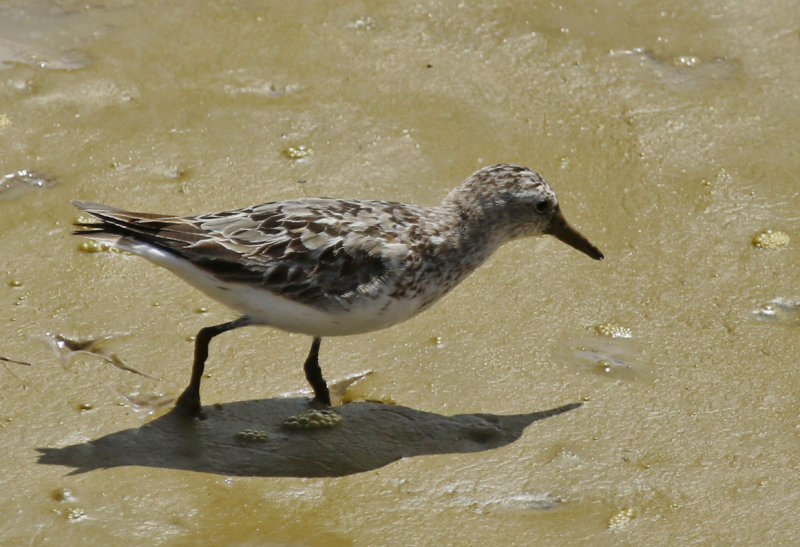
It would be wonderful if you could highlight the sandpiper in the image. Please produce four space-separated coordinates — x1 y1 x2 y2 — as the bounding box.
73 164 603 418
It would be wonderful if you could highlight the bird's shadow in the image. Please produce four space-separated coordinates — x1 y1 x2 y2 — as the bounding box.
36 398 581 477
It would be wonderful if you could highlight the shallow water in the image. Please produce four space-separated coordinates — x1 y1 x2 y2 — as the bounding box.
1 1 798 544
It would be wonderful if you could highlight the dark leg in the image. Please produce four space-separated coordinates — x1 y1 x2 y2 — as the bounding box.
175 318 249 418
303 337 331 406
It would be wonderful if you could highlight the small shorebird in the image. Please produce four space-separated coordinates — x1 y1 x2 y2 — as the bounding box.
73 164 603 418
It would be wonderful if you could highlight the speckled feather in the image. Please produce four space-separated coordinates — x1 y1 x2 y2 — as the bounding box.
73 164 601 336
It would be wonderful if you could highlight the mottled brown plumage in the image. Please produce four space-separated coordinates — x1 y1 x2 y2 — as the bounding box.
72 163 603 418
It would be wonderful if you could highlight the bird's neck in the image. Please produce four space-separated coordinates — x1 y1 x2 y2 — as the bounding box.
439 182 514 256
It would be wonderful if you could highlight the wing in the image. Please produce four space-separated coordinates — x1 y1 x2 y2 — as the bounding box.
72 199 415 310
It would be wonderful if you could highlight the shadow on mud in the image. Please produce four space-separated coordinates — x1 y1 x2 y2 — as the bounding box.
37 398 581 477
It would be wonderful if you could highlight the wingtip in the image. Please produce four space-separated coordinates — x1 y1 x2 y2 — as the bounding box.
72 200 110 211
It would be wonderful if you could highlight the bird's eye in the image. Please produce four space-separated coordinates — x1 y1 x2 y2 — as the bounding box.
536 201 550 213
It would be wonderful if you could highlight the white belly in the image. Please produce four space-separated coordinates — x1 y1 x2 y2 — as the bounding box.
205 279 422 336
114 237 424 336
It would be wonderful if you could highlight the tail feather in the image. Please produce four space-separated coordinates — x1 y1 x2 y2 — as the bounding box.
71 200 205 250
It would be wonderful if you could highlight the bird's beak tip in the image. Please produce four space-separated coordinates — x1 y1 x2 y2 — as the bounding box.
546 210 604 261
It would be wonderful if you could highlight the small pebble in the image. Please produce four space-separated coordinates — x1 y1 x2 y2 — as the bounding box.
66 507 87 521
282 145 313 160
593 323 632 338
607 507 636 530
77 240 113 253
283 409 342 430
752 229 789 249
235 429 269 443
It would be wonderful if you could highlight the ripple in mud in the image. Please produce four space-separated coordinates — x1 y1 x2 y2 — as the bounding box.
114 390 175 415
39 332 157 379
560 329 645 380
1 356 31 366
0 170 55 200
0 3 96 70
752 298 800 327
609 47 741 89
477 493 563 513
220 70 303 98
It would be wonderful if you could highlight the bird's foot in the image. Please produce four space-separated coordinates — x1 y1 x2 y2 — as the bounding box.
174 389 206 420
308 395 332 409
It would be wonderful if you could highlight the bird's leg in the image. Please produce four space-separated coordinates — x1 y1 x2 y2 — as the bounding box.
303 337 331 407
175 318 248 419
